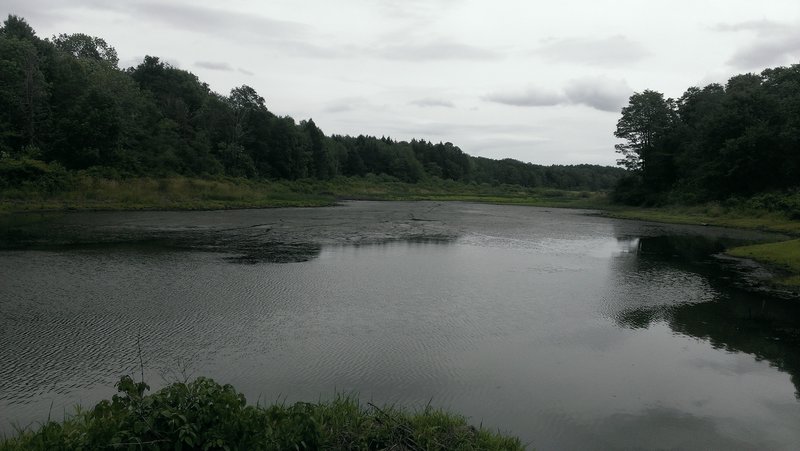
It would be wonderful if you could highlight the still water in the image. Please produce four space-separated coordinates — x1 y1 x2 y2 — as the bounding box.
1 201 799 449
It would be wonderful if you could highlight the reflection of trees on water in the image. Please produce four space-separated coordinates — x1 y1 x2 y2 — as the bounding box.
0 214 459 264
608 235 800 398
226 235 457 264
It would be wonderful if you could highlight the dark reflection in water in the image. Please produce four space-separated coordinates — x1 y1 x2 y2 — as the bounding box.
223 242 322 264
0 213 458 264
608 235 800 398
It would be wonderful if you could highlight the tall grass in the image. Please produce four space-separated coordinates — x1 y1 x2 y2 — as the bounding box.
0 376 525 450
0 173 608 213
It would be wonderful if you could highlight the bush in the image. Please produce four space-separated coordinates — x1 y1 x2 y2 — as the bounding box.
0 158 72 193
1 376 524 450
743 191 800 219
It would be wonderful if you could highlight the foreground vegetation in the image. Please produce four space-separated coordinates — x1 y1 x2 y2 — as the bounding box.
0 376 524 451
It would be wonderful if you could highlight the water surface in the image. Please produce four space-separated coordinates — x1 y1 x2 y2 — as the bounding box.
1 202 799 449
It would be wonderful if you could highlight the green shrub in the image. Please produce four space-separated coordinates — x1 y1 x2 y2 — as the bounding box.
1 376 524 450
0 158 72 193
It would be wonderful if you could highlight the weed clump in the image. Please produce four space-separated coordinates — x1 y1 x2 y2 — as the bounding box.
1 376 524 450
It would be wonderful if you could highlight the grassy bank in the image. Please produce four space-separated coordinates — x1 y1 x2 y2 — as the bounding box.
601 204 800 236
726 239 800 286
0 173 607 213
0 376 524 451
600 201 800 288
0 176 336 212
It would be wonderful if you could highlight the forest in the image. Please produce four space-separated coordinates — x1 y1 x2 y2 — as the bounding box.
0 15 623 194
613 64 800 208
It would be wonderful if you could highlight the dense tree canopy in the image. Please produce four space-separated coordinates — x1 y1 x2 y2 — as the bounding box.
0 16 624 191
613 66 800 205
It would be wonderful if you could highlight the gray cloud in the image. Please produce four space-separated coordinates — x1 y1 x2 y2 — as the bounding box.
483 88 565 107
715 20 800 69
238 68 254 76
484 77 630 112
563 77 631 112
195 61 234 71
323 97 371 113
375 41 500 61
377 120 549 138
728 36 800 69
285 39 500 62
269 40 353 59
410 98 455 108
131 2 305 40
9 0 308 42
7 0 498 63
369 0 466 24
535 35 649 66
2 0 67 27
712 20 792 35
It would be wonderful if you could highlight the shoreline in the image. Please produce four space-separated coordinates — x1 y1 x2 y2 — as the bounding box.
0 175 606 215
2 181 798 291
596 209 800 291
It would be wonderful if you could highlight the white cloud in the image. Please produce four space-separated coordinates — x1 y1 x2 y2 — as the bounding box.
535 35 649 66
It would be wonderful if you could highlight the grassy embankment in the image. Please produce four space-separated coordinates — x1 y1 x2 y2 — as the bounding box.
0 376 524 451
725 239 800 286
0 173 606 213
600 197 800 287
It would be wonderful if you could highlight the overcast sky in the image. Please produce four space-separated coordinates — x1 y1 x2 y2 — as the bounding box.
6 1 800 165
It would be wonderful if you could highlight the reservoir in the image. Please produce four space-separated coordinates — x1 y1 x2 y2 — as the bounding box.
1 201 799 449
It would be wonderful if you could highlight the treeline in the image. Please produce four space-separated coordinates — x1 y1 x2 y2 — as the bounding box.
613 64 800 205
0 15 622 192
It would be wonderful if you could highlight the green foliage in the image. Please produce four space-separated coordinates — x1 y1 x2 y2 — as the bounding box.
614 90 676 173
0 15 622 195
613 64 800 206
52 33 118 67
0 157 70 193
0 376 525 450
737 191 800 220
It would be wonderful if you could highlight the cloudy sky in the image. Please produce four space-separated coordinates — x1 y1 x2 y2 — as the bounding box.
6 0 800 165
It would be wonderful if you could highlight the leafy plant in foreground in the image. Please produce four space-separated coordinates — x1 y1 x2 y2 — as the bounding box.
1 376 524 450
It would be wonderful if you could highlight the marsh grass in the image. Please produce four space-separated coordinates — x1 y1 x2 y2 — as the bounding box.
603 204 800 235
727 239 800 287
0 376 524 451
0 176 337 212
0 174 606 213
